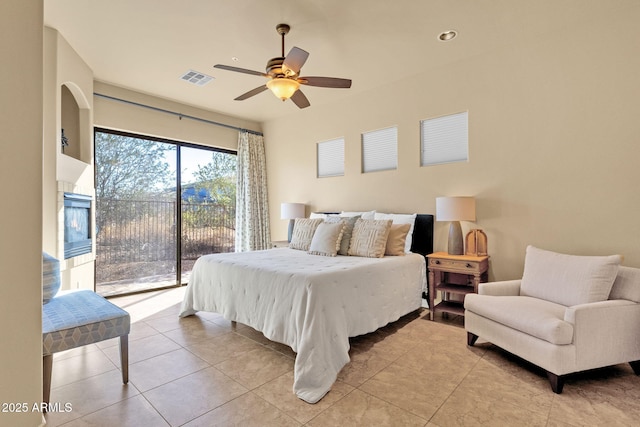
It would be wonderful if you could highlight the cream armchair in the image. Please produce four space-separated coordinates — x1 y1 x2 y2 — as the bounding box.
464 246 640 393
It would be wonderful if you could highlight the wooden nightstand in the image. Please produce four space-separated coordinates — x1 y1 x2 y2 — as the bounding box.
427 252 490 321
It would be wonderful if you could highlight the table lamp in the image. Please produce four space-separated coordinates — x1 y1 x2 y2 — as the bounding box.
281 202 305 242
436 196 476 255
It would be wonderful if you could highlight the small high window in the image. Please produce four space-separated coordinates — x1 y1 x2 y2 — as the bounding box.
362 126 398 173
317 137 345 178
421 111 468 166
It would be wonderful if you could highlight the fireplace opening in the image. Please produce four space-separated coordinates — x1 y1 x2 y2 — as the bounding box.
64 192 92 259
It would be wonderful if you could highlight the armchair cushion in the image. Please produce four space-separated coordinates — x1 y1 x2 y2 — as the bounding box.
520 246 621 307
465 294 573 345
42 290 130 355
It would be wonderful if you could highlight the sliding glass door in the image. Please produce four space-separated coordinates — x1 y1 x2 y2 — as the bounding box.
94 129 235 297
179 146 237 283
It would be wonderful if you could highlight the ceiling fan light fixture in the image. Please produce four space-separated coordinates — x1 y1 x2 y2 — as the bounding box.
267 78 300 101
214 23 351 108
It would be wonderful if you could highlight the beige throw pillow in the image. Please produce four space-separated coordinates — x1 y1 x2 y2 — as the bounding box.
385 223 411 256
289 218 323 251
374 213 417 253
348 219 393 258
325 215 360 255
308 221 345 257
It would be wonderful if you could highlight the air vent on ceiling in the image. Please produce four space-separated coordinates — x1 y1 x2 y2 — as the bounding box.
180 70 214 86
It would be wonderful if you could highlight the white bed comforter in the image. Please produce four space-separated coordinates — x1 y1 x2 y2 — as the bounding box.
179 248 426 403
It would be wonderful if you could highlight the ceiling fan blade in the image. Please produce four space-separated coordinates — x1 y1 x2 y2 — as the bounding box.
290 90 310 109
214 64 268 77
299 76 352 88
234 85 268 101
282 47 309 75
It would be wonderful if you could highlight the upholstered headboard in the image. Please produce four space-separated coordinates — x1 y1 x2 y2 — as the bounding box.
409 214 435 257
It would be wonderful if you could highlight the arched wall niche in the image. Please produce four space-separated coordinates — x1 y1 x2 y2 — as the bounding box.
60 82 91 164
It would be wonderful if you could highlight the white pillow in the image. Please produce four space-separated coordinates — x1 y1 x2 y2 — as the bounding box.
289 218 323 251
309 212 328 219
374 213 417 253
348 219 392 258
520 245 622 307
340 210 375 220
308 221 345 257
309 212 339 219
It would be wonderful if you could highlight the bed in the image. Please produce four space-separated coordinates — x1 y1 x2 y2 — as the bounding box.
179 214 434 403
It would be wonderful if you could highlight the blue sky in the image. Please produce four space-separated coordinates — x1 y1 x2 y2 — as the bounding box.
163 146 214 184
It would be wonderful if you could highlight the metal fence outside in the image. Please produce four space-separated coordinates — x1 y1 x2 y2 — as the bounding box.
96 198 235 285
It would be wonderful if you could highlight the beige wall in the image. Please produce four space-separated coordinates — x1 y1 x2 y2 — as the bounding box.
43 27 95 292
0 1 45 426
43 27 58 256
264 5 640 281
94 82 262 150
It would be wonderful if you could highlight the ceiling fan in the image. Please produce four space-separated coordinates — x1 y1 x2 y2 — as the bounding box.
214 24 352 109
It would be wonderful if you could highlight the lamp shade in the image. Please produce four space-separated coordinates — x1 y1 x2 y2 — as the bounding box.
281 203 305 220
436 196 476 222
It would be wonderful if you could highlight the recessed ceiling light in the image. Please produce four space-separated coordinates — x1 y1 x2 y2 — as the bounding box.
232 57 239 62
438 30 457 42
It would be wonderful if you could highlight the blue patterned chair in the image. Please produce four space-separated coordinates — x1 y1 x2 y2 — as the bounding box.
42 253 130 404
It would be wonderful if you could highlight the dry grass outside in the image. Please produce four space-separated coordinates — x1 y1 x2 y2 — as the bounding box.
96 225 234 286
95 198 235 295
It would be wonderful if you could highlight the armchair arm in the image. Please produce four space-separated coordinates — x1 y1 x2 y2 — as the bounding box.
478 280 521 296
564 299 640 368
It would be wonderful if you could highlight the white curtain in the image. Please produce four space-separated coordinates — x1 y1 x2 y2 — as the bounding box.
235 131 271 251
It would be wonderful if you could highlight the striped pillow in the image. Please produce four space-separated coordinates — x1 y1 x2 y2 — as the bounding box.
348 219 393 258
289 218 323 251
43 252 61 304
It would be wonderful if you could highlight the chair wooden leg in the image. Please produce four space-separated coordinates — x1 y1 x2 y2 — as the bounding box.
119 335 129 384
467 331 479 346
43 355 53 405
630 360 640 375
546 371 564 394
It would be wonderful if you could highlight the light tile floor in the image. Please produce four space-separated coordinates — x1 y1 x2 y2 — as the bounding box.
45 287 640 426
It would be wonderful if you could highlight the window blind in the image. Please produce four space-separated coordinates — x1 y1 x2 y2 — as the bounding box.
421 111 468 166
317 137 345 177
362 126 398 173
